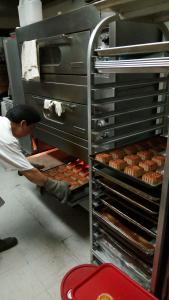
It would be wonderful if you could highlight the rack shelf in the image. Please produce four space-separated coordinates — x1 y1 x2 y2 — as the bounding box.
88 13 169 297
95 41 169 56
93 0 169 23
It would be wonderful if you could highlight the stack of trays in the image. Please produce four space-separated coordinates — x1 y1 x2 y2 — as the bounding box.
95 57 169 73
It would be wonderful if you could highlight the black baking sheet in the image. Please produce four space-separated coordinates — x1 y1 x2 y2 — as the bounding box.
95 177 159 215
98 198 156 238
93 165 161 201
91 155 162 193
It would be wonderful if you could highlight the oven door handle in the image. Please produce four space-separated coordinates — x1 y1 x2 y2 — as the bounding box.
37 34 72 47
43 101 78 124
43 110 64 124
63 103 77 112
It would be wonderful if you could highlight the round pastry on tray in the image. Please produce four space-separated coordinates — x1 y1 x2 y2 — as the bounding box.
70 174 79 181
137 150 153 160
152 155 165 167
124 165 144 178
72 165 83 174
142 172 163 185
109 148 125 159
124 155 141 166
95 153 112 164
109 159 127 170
78 177 89 185
66 161 77 170
139 160 157 172
79 169 89 177
123 144 137 155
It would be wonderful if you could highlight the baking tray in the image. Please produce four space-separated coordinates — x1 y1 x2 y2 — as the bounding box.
93 166 161 202
91 155 163 191
42 164 89 192
98 197 157 237
93 210 155 256
91 248 151 290
99 229 152 275
41 164 89 206
96 201 156 237
94 177 159 216
98 234 152 280
93 220 154 265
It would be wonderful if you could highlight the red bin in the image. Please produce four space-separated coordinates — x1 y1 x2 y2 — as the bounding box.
72 263 158 300
60 264 98 300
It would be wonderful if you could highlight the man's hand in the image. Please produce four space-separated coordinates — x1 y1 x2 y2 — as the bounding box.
18 169 71 203
44 178 71 203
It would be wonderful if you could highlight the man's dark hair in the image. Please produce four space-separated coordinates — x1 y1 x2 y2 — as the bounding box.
6 104 41 125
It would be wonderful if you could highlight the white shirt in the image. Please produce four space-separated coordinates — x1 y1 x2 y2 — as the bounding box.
0 116 33 171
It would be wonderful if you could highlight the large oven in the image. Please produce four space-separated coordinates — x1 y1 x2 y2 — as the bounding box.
16 6 162 161
16 6 101 161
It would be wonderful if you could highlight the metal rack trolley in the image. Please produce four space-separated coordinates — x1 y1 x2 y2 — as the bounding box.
87 9 169 298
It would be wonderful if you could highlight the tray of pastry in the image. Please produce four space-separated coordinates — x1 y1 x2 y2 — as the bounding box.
42 159 89 191
94 177 159 215
93 208 155 256
97 196 157 237
93 135 166 189
93 167 161 202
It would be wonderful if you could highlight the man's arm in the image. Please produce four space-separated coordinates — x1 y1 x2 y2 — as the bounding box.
21 168 48 186
21 167 70 203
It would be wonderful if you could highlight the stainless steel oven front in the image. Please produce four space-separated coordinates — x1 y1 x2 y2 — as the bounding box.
16 6 101 161
37 31 90 75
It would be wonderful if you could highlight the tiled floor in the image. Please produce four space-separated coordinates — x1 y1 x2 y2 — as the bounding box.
0 166 90 299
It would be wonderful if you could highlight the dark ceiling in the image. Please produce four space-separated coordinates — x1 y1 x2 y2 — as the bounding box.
0 0 56 17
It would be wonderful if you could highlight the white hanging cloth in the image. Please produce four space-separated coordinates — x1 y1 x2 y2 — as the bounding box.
21 39 40 81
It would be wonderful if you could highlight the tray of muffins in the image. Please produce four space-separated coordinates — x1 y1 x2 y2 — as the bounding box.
42 159 89 191
93 135 167 189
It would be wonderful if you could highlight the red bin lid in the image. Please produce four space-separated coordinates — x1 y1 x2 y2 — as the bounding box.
60 264 98 300
72 263 158 300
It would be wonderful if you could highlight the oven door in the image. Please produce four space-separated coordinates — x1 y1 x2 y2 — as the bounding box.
37 31 90 75
26 94 87 139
